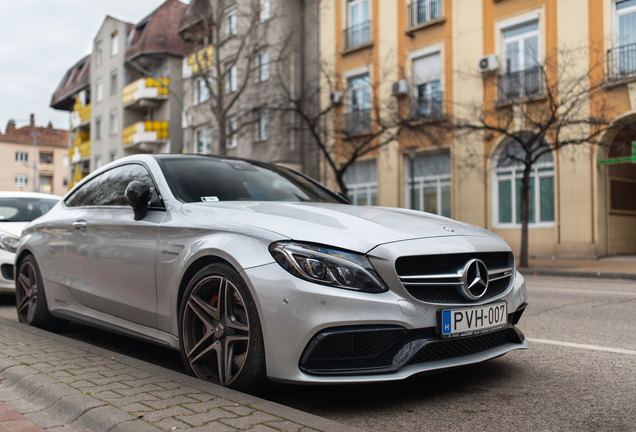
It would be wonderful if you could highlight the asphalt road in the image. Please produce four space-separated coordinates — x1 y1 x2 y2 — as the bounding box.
2 275 635 431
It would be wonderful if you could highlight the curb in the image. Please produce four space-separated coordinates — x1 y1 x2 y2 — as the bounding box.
0 316 361 432
519 269 636 280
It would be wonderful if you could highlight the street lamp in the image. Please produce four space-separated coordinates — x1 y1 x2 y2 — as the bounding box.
405 146 418 210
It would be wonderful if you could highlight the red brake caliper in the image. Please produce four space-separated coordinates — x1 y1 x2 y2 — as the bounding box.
202 292 219 337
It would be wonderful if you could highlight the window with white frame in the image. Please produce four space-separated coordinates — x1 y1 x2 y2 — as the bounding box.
63 178 69 188
260 0 270 22
109 110 118 135
254 109 269 142
96 78 103 102
413 51 442 118
614 0 636 78
15 151 28 163
409 0 441 28
346 0 370 49
95 154 102 170
345 160 377 206
255 50 270 83
405 152 451 217
494 139 554 227
111 32 119 56
196 127 212 153
110 70 118 96
15 175 28 187
96 41 103 66
95 117 102 140
109 151 116 162
227 7 238 35
225 64 237 93
194 77 210 104
501 21 540 100
346 73 371 133
226 117 237 149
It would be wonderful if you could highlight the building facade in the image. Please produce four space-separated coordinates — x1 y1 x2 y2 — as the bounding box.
0 116 69 196
320 0 636 257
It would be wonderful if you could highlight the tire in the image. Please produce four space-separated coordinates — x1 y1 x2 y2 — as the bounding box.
15 255 69 332
178 263 272 394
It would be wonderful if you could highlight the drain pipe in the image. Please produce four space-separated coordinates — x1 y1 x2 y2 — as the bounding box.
300 0 306 174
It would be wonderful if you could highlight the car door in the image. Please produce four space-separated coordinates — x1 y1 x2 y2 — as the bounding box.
64 163 164 328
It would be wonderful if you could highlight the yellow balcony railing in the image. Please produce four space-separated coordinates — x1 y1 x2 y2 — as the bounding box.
72 99 91 128
122 77 170 105
73 131 90 146
68 141 91 162
187 46 214 74
122 121 169 145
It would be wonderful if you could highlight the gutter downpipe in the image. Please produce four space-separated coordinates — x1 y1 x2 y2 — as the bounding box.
300 0 306 174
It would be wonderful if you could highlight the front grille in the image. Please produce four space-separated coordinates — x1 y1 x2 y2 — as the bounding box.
396 252 513 304
407 328 520 365
307 329 405 362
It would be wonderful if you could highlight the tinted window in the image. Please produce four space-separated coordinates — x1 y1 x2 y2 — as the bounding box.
93 164 155 206
160 158 342 204
65 175 101 207
0 198 59 222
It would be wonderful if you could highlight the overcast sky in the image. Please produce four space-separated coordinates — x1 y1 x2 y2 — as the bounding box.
0 0 176 134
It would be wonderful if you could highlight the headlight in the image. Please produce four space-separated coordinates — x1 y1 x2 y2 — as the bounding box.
269 242 388 293
0 232 19 253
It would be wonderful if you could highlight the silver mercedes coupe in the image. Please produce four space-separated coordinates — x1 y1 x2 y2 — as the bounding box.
15 154 528 393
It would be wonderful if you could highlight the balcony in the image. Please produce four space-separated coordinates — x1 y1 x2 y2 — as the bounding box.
345 109 372 134
71 103 91 129
607 43 636 82
123 121 169 151
343 20 372 53
122 77 170 109
406 0 442 31
183 46 214 78
412 90 443 120
68 140 91 163
497 67 543 104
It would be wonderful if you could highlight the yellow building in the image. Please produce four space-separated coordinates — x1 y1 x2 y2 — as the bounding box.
320 0 636 257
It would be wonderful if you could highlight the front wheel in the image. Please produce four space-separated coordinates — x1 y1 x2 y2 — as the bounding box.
178 263 271 394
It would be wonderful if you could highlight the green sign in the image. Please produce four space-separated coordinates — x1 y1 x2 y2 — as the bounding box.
599 142 636 164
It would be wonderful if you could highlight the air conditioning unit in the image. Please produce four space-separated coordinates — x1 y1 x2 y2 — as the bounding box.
330 91 343 105
478 54 500 73
392 79 409 97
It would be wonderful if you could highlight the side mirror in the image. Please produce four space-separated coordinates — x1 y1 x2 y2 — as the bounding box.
124 181 151 221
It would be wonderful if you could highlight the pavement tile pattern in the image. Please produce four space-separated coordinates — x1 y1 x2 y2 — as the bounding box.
0 322 327 432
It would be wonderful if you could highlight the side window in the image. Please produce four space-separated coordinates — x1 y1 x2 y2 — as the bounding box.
65 175 102 207
93 164 156 206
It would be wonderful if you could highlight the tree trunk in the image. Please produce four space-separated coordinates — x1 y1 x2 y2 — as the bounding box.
519 164 531 268
335 170 347 195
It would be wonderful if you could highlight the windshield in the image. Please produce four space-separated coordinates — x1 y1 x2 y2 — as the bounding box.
159 157 345 204
0 197 59 222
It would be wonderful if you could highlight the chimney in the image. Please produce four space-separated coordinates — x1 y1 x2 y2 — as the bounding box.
30 114 35 129
47 121 53 129
5 120 16 134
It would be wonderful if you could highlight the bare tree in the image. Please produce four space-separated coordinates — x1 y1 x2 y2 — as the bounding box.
452 47 609 267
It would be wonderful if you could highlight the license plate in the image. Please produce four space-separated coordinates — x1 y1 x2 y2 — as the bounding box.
439 302 507 338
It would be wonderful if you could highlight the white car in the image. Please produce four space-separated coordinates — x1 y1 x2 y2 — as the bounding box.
0 192 61 292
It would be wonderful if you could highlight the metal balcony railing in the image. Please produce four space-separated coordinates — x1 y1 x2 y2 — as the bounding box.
345 109 372 134
407 0 441 29
413 90 443 119
343 20 371 51
497 67 543 103
607 43 636 81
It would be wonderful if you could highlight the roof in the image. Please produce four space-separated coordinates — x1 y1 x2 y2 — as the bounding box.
177 0 207 39
0 118 68 149
126 0 193 60
50 55 91 111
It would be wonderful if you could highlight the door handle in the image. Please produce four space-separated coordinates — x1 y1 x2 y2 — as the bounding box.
73 220 87 230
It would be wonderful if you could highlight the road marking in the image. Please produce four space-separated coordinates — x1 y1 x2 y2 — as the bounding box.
528 338 636 355
527 287 636 296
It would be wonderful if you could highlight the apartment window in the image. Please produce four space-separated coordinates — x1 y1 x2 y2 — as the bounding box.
95 117 102 140
63 155 69 167
611 0 636 79
110 110 118 135
196 127 212 153
260 0 270 22
413 52 442 118
500 21 540 101
111 31 119 56
345 160 377 206
109 151 117 162
96 79 103 102
39 153 53 164
409 0 441 28
226 117 238 149
346 73 371 133
194 77 210 104
15 151 28 163
95 154 102 170
227 7 238 35
63 178 69 188
494 139 554 227
15 175 28 187
110 70 118 96
405 152 451 217
96 41 103 65
345 0 370 49
225 64 237 93
255 50 270 83
254 109 269 142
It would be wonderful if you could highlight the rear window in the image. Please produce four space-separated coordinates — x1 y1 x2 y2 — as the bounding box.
0 198 59 222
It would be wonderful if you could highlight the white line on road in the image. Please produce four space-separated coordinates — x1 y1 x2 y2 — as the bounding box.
528 338 636 355
527 287 636 296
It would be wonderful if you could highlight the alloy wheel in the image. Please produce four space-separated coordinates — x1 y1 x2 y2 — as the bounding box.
16 260 38 323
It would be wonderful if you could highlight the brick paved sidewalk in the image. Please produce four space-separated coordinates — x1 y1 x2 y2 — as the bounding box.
0 319 358 432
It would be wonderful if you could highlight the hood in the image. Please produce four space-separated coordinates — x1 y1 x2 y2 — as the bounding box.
181 202 499 253
0 222 28 238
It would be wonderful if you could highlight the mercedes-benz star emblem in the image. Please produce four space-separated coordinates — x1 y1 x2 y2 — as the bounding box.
457 258 489 301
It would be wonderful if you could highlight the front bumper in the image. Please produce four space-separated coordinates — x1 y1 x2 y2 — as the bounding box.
0 249 16 293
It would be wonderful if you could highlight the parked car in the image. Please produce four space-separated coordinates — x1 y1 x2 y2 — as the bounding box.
15 155 528 393
0 192 61 293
